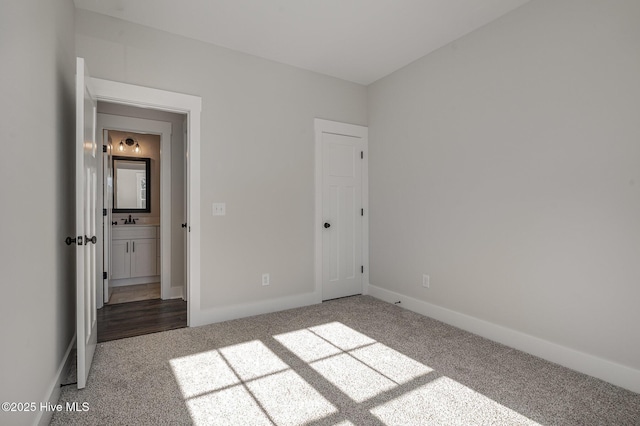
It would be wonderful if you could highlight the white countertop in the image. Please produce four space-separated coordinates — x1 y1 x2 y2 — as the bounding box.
112 223 159 227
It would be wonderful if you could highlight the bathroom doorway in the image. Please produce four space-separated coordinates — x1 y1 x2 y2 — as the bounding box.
96 103 188 341
106 130 161 305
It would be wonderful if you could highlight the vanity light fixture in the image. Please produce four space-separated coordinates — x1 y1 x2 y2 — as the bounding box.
118 137 140 153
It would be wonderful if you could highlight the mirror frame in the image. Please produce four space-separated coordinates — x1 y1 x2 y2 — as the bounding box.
113 156 151 213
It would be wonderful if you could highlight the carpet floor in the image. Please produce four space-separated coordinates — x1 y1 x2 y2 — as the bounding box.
52 296 639 425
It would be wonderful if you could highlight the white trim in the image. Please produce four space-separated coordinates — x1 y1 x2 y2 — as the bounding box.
167 285 184 299
100 129 110 307
35 334 76 426
314 119 369 301
91 77 201 327
367 283 640 394
110 276 161 287
196 292 318 325
314 121 323 304
361 133 370 295
97 114 173 301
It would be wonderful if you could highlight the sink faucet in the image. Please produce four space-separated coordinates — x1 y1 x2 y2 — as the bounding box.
121 215 137 224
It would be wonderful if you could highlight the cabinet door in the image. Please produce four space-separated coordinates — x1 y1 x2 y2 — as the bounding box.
130 238 157 278
111 240 131 279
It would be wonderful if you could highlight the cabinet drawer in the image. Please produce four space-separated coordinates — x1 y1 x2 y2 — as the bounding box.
112 226 157 240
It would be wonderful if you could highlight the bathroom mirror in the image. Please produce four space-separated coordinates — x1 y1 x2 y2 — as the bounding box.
113 156 151 213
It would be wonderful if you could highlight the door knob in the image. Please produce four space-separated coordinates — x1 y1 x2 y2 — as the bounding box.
65 236 82 246
324 222 331 229
181 223 187 228
84 235 97 245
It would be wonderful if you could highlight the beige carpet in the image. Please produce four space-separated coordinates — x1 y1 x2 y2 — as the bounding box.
52 296 639 425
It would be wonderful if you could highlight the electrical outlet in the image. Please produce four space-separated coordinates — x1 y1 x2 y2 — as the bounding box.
422 274 430 288
262 273 270 286
212 203 226 216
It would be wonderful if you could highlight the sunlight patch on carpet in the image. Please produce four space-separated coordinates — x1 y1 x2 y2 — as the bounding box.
171 322 538 425
171 339 337 426
311 353 397 402
370 376 541 425
246 370 337 426
276 322 434 403
169 350 240 398
350 343 433 384
309 322 376 350
187 384 272 426
219 340 289 381
274 329 342 362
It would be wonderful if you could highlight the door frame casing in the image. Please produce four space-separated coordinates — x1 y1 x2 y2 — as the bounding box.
314 118 369 302
100 129 111 307
91 77 201 326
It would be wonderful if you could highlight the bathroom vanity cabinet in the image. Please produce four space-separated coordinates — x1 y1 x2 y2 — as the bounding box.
111 225 159 281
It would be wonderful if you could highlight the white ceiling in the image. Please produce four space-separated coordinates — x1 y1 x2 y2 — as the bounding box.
74 0 530 85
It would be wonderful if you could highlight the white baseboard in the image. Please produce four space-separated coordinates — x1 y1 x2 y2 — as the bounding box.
110 276 160 287
165 285 183 300
193 291 320 327
35 334 76 426
367 283 640 394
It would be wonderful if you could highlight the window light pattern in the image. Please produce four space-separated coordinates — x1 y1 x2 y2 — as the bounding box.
170 322 540 426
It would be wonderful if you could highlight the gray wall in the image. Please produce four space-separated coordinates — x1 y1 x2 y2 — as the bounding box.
0 0 76 425
368 0 640 371
76 10 368 309
99 103 187 289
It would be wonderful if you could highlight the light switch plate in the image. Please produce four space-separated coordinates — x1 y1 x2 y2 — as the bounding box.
213 203 226 216
422 274 430 288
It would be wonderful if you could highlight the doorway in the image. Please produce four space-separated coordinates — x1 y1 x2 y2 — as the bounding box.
106 129 161 305
89 77 202 328
97 112 182 304
88 77 202 329
96 107 188 341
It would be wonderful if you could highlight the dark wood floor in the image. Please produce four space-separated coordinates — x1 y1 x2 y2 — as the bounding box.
97 298 187 343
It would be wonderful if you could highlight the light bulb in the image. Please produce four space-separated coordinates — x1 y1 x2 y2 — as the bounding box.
134 143 141 153
119 141 125 151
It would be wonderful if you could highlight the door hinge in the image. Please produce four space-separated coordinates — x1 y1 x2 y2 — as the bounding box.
361 265 364 274
103 208 107 217
361 151 364 159
361 208 364 216
103 272 107 280
103 145 107 153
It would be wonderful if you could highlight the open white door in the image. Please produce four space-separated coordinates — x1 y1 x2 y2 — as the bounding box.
76 57 98 389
